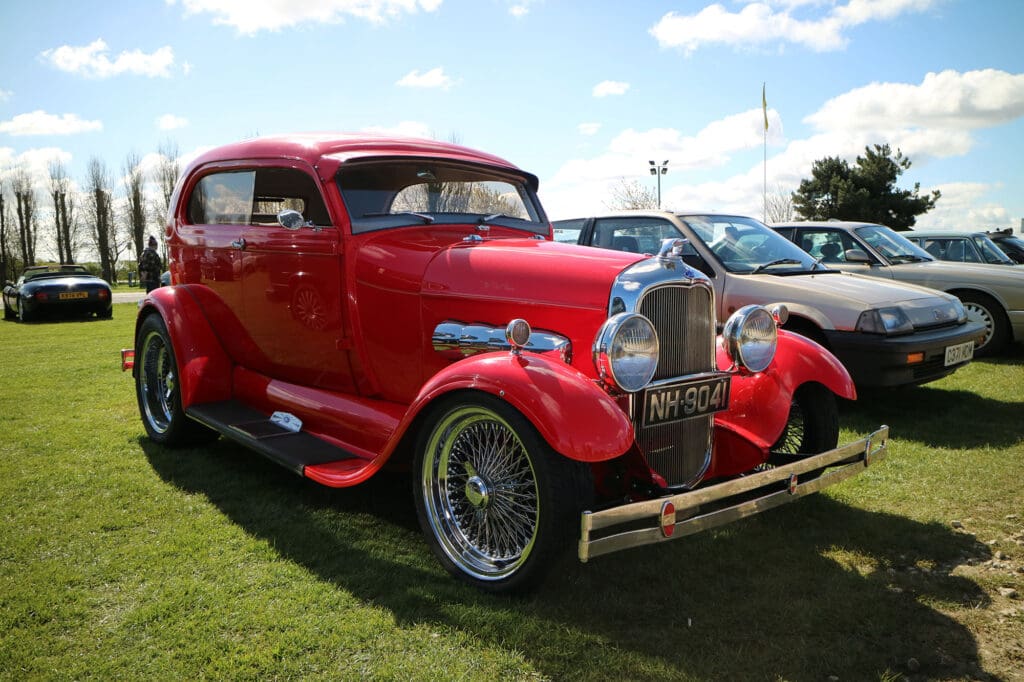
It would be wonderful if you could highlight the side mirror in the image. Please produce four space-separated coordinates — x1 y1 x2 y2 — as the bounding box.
844 248 872 263
277 209 305 230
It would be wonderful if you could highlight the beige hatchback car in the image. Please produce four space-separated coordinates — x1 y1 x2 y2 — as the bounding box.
557 212 984 387
773 221 1024 356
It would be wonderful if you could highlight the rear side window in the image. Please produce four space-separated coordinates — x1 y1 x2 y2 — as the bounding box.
552 218 586 243
187 168 331 226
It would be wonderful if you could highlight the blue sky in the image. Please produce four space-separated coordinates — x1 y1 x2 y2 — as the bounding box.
2 0 1023 257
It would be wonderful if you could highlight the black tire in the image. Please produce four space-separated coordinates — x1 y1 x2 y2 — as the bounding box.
413 392 592 593
135 313 218 447
770 383 839 456
97 306 113 319
957 291 1009 357
3 301 13 320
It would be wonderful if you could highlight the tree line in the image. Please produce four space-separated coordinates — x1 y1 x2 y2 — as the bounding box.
0 140 181 284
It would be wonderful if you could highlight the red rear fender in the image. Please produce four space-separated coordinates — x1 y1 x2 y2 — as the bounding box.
136 287 233 409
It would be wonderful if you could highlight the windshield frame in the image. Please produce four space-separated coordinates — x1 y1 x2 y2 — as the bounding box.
336 158 548 235
677 213 826 274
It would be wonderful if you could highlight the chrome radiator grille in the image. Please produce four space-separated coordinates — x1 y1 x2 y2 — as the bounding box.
634 284 716 487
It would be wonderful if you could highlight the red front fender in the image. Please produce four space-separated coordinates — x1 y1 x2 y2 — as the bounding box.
710 330 856 478
135 286 233 410
406 351 635 463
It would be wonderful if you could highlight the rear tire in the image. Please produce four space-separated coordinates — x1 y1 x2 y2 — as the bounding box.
135 313 217 447
413 392 592 593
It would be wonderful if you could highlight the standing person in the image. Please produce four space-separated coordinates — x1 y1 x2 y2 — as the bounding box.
139 235 163 293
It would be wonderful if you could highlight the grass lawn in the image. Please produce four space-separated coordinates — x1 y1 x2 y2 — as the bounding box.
2 304 1021 681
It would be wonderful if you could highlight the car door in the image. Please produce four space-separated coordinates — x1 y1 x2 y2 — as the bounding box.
239 165 352 392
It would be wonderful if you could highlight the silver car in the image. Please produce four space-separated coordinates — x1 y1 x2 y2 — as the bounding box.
559 212 984 387
905 230 1018 267
773 221 1024 356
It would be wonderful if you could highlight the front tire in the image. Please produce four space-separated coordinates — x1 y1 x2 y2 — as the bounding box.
413 393 592 593
958 291 1008 357
770 383 839 456
135 313 217 446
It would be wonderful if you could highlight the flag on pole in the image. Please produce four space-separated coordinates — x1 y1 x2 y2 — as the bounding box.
762 83 768 131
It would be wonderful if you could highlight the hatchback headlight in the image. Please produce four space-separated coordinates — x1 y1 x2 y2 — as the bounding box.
856 307 914 335
593 313 659 393
722 305 777 373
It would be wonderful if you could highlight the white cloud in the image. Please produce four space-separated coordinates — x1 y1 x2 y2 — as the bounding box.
578 122 601 136
0 147 75 193
360 121 433 139
170 0 442 34
509 5 528 17
396 67 456 90
806 69 1024 132
913 182 1014 230
0 110 103 136
157 114 189 131
41 39 174 78
650 0 936 54
0 89 12 102
592 80 630 97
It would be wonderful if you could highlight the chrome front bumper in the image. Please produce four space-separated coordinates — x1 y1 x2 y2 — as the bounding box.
579 425 889 562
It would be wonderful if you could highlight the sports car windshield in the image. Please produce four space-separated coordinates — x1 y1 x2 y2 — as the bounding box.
680 214 822 274
22 265 92 282
338 160 546 235
855 225 934 263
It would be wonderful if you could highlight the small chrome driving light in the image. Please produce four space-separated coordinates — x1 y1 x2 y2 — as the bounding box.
505 319 531 354
769 303 789 326
722 305 778 373
593 313 660 393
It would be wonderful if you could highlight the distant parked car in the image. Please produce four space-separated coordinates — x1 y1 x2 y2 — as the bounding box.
986 229 1024 264
3 264 112 322
905 231 1017 266
773 221 1024 356
160 270 170 287
561 212 983 387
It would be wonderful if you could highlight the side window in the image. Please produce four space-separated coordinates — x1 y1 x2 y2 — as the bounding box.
592 217 681 254
797 230 854 262
187 168 331 227
552 218 586 244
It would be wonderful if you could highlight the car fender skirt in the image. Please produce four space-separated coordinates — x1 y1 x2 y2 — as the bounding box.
714 330 855 463
138 287 232 409
412 352 634 463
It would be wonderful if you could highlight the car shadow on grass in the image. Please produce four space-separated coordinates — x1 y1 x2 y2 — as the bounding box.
142 437 996 681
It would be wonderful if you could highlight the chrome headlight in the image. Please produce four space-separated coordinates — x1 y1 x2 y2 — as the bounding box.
951 299 967 323
593 313 659 393
722 305 777 373
855 307 914 335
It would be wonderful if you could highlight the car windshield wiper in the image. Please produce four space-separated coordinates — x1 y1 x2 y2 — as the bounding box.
362 211 435 224
889 254 928 263
750 258 803 274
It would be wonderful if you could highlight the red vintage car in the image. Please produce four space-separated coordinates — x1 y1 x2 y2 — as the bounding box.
122 134 887 592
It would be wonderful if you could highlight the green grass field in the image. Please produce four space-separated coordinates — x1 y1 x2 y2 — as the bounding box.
2 304 1021 681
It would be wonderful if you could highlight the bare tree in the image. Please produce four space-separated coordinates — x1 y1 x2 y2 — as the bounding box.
12 167 37 266
49 160 77 263
123 151 147 262
764 184 796 223
85 157 119 281
0 178 13 281
153 139 180 226
604 178 658 211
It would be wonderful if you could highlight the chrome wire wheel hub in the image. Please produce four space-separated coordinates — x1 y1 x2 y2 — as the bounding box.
140 332 174 434
422 407 539 581
773 399 806 455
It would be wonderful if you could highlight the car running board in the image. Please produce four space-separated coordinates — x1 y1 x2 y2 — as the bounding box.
186 400 359 476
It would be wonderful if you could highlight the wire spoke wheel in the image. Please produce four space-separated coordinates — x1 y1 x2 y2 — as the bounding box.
772 398 806 456
139 329 175 434
421 406 540 581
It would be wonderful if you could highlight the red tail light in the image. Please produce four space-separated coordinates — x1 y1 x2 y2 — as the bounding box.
99 289 110 299
34 291 48 301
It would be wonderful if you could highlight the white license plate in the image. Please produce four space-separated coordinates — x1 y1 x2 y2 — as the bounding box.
944 341 974 366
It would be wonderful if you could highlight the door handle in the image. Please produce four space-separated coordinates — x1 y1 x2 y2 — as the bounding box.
231 238 247 250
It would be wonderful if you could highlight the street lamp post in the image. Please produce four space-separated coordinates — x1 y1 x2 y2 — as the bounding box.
649 160 669 208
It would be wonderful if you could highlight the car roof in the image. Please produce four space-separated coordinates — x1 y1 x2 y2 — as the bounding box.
906 231 989 238
772 221 880 229
185 133 538 190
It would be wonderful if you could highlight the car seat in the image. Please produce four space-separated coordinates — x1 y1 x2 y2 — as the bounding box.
612 235 640 253
820 242 842 262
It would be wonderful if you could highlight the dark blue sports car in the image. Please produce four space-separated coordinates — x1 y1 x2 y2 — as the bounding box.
3 265 113 322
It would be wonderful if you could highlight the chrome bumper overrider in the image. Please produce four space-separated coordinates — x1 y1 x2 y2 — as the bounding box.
578 426 889 562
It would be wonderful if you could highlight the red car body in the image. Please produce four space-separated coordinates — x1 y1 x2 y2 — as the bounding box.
126 134 887 591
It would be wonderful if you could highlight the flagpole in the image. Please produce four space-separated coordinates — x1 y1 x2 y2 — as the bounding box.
762 82 767 222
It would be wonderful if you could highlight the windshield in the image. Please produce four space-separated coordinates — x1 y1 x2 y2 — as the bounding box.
23 265 91 282
679 214 821 274
337 160 546 235
855 225 934 263
974 235 1015 264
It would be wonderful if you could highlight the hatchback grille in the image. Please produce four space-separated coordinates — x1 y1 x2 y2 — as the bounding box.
633 284 716 487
